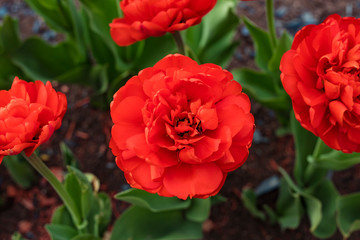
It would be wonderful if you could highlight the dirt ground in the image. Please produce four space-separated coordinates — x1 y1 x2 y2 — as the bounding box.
1 0 360 239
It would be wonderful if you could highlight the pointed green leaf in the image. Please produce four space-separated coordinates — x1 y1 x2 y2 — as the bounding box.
95 193 112 235
0 55 22 89
309 150 360 171
184 0 239 67
290 112 318 186
68 167 95 220
0 16 23 88
79 0 120 44
60 142 79 169
134 35 176 71
263 204 278 224
268 31 293 73
115 189 191 212
3 155 36 189
24 0 73 34
243 17 272 71
275 178 302 229
0 16 21 54
306 180 338 238
45 224 78 240
79 0 128 71
51 205 75 228
337 193 360 238
278 168 322 232
232 68 290 111
185 198 211 223
12 37 85 81
64 0 86 55
241 188 266 221
110 206 202 240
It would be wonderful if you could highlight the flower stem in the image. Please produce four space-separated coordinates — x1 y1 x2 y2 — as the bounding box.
312 138 328 160
266 0 277 48
172 31 186 55
304 138 329 185
23 152 83 228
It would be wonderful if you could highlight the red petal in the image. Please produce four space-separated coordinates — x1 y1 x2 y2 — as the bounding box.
111 96 145 124
146 148 178 167
153 54 198 71
197 107 218 130
163 163 225 199
130 160 163 190
329 100 347 126
0 91 11 107
111 123 144 150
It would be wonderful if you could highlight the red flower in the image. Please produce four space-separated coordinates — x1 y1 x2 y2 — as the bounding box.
281 14 360 153
110 54 254 199
110 0 217 46
0 77 67 162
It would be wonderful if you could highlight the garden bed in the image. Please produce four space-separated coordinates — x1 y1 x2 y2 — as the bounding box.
1 0 360 239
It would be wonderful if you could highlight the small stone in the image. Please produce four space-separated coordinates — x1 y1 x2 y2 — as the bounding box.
18 220 33 233
275 6 288 18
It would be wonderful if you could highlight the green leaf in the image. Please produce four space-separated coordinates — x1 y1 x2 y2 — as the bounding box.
115 188 191 213
241 188 265 221
0 16 21 54
110 206 202 240
24 0 73 34
275 178 302 229
64 166 94 225
309 150 360 171
232 68 290 111
134 34 176 71
263 204 278 224
11 232 26 240
12 37 85 81
306 180 338 238
337 193 360 238
268 31 293 73
71 167 95 220
60 142 79 169
54 65 92 84
185 198 211 223
184 0 239 67
243 17 273 71
95 193 112 235
0 16 23 88
0 55 22 89
80 0 128 72
278 168 322 232
79 0 120 45
3 155 36 189
45 224 78 240
51 205 76 228
290 112 318 186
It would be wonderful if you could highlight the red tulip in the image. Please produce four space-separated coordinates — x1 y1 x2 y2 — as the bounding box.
110 54 254 199
110 0 217 46
281 14 360 153
0 77 67 162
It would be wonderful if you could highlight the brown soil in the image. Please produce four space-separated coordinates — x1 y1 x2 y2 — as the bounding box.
1 0 360 239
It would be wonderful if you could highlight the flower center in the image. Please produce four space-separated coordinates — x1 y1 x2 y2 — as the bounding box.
174 112 202 138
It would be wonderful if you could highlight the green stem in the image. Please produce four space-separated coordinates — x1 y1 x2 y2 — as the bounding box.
312 138 328 160
23 152 83 228
172 31 186 55
304 138 329 185
266 0 277 48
